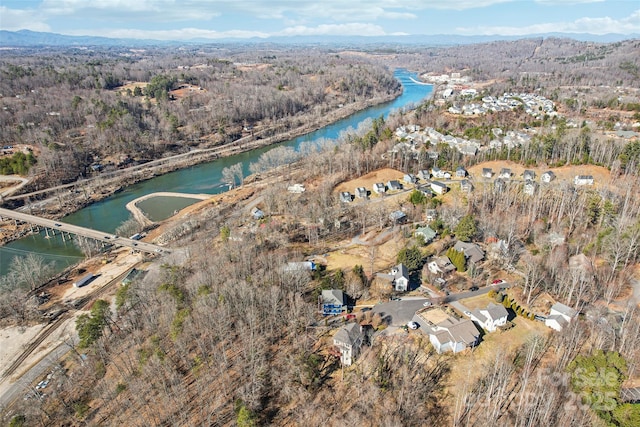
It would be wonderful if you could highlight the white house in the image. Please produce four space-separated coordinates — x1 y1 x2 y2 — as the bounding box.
541 171 556 183
460 179 474 193
428 318 480 353
427 256 455 275
333 323 364 366
545 302 578 331
403 173 417 184
482 168 493 178
355 187 368 199
287 183 306 193
417 170 430 181
373 182 386 194
387 180 403 191
574 175 594 186
340 192 352 203
523 170 536 181
431 181 448 195
377 264 410 292
469 303 509 332
498 168 512 179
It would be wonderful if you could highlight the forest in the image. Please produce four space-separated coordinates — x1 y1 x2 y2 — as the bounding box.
1 37 640 426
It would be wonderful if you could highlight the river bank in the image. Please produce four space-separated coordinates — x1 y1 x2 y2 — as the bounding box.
0 92 399 246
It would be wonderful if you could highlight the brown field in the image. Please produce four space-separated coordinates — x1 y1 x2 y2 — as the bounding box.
446 316 550 403
117 81 147 94
467 160 612 189
322 230 406 276
334 168 406 195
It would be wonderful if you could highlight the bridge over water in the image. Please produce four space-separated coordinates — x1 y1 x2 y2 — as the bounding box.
0 207 168 255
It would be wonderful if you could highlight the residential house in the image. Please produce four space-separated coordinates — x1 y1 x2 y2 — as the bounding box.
458 144 478 156
287 183 306 193
389 210 407 224
416 184 434 198
403 173 417 184
415 226 437 243
427 256 455 275
431 167 451 179
373 182 386 194
460 179 474 193
523 181 538 195
569 253 595 283
340 192 352 203
425 209 437 222
545 302 578 331
574 175 594 186
426 317 480 353
333 323 364 366
284 261 317 272
482 168 493 178
431 181 448 195
417 170 431 181
523 170 536 181
319 289 346 315
387 180 403 191
469 303 509 332
455 166 467 178
541 171 556 183
377 264 410 292
251 207 265 219
498 168 512 179
494 178 507 192
453 241 485 264
355 187 368 199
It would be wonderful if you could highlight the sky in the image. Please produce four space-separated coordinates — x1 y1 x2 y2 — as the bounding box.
0 0 638 40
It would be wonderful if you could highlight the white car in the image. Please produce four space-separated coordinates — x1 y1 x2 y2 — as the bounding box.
463 310 471 317
407 321 419 330
423 301 432 307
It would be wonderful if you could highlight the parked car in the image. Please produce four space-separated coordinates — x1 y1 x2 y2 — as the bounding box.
407 321 419 330
344 314 356 321
423 301 432 307
463 311 471 317
492 279 505 285
470 286 479 291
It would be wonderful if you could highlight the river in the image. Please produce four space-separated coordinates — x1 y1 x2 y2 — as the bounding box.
0 69 432 277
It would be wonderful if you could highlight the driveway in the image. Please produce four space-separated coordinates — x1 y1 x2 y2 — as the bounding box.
372 298 429 325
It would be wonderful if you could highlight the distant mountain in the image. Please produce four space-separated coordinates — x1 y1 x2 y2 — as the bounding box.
0 29 178 47
0 29 637 48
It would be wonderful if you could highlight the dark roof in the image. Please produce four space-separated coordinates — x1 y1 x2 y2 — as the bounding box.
334 323 363 346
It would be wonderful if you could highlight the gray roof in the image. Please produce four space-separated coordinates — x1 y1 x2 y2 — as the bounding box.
393 263 409 281
550 302 578 319
334 323 363 346
546 314 569 328
453 241 485 263
321 289 345 306
434 318 480 345
485 303 508 321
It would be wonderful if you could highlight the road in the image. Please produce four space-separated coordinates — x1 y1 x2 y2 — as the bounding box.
372 298 429 325
0 343 71 412
0 207 168 255
371 283 510 326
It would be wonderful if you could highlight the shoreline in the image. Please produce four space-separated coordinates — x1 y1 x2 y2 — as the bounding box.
0 91 401 247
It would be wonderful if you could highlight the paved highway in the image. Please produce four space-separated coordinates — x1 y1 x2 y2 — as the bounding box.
0 207 168 255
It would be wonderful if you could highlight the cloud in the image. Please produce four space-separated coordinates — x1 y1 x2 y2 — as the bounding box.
276 23 388 37
64 27 270 40
0 6 50 32
456 9 640 35
40 0 220 22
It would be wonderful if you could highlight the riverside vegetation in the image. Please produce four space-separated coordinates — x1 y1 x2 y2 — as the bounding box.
1 38 640 426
